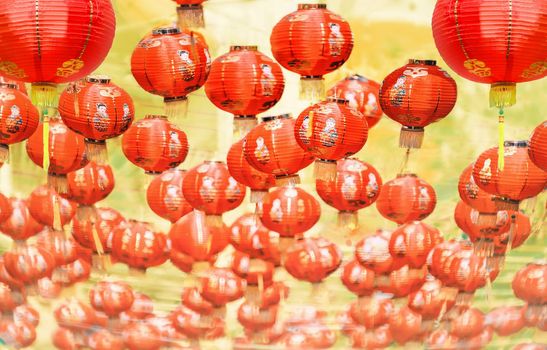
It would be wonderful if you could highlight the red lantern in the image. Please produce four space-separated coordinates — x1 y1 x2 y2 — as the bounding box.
389 221 442 268
448 249 500 302
0 77 27 94
231 251 275 287
529 121 547 171
72 207 125 254
54 299 96 332
3 245 55 286
283 237 342 283
238 302 278 332
379 59 457 148
28 185 76 230
26 117 88 193
58 76 134 162
13 304 40 327
170 304 225 340
376 173 437 225
88 329 124 350
0 257 24 291
349 297 394 329
295 98 368 179
120 292 154 321
451 307 484 339
354 229 405 275
36 229 78 266
56 258 91 286
0 319 36 349
0 282 26 313
259 185 321 238
316 158 382 228
388 306 427 345
89 280 134 317
205 46 285 134
427 239 468 284
230 213 280 265
146 168 192 223
227 139 276 203
472 141 547 211
350 324 393 350
458 163 500 225
408 277 456 320
425 329 459 350
270 4 353 100
182 160 246 225
123 322 163 350
512 262 546 316
243 114 315 185
0 198 44 242
37 277 62 299
0 81 39 162
376 264 428 298
131 28 210 122
52 327 79 350
122 115 189 174
340 259 375 297
200 268 246 307
173 0 207 28
181 286 214 315
486 306 526 336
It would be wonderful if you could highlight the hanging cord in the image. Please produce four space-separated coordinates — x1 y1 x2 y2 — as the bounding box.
498 108 505 170
399 148 411 174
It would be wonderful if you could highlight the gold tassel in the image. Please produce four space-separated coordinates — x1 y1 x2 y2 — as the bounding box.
42 113 50 177
489 83 516 109
498 109 505 170
300 77 325 102
31 83 58 109
52 196 61 232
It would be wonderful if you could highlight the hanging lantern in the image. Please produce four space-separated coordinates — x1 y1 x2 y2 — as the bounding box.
388 306 428 346
408 277 456 321
486 306 526 337
472 141 547 211
327 74 383 128
379 59 457 148
146 168 193 223
122 115 188 174
340 259 375 297
13 304 40 327
89 280 135 318
230 213 281 265
28 185 76 231
26 117 88 194
200 268 246 307
36 229 78 266
56 258 91 287
3 245 55 287
389 221 442 268
354 229 405 275
131 27 210 123
0 81 39 162
120 292 154 321
181 286 214 315
238 302 278 332
231 251 275 288
349 297 394 329
529 120 547 171
0 282 26 314
123 322 163 350
295 98 369 179
88 329 124 350
270 4 353 100
283 237 342 283
0 320 36 349
0 198 43 242
205 46 285 135
350 324 393 350
58 75 135 163
316 158 382 229
72 207 125 256
54 299 97 332
450 308 485 339
376 173 437 225
376 264 428 299
173 0 207 28
244 114 315 185
52 327 79 350
458 163 501 226
512 262 546 315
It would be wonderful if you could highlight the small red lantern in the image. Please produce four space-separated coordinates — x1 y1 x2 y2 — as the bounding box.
230 213 280 265
173 0 207 28
52 327 79 350
270 4 353 100
379 59 457 148
486 306 526 337
451 307 484 339
529 121 547 171
121 292 154 321
512 262 546 316
181 286 214 315
131 28 210 122
72 207 125 254
0 192 11 224
88 329 124 350
28 185 76 230
200 268 246 307
182 160 246 226
0 320 36 349
354 229 404 274
0 198 44 242
146 168 193 223
408 277 456 320
340 259 375 297
37 277 62 299
448 249 500 302
238 302 278 332
13 304 40 327
376 264 428 298
350 297 394 329
376 173 437 225
123 322 163 350
244 114 315 185
122 115 189 174
56 258 91 286
54 299 97 332
205 46 285 134
426 239 468 284
89 280 134 317
350 324 393 350
259 185 321 238
283 237 342 283
231 251 275 287
316 158 382 228
458 163 500 225
473 141 547 211
388 306 427 345
36 229 78 266
425 329 459 350
389 221 442 268
3 245 55 286
0 282 26 313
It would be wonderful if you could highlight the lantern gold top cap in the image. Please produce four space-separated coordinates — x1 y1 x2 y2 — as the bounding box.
262 113 292 122
298 4 327 9
397 173 418 178
144 115 168 120
86 75 111 84
152 27 180 35
230 46 258 51
408 59 437 66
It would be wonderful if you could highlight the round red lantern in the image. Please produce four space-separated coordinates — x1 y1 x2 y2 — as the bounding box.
349 297 394 329
0 198 44 242
122 115 188 174
131 27 210 122
270 4 353 100
146 168 192 223
52 327 79 350
28 185 76 230
512 262 546 315
379 59 457 148
88 329 124 350
231 251 275 287
350 324 393 350
295 98 368 178
36 277 62 299
458 163 500 225
340 259 375 297
316 158 382 228
3 245 55 286
425 329 459 350
426 239 468 284
486 306 526 336
449 249 500 301
376 173 437 224
0 81 39 162
388 306 427 345
407 277 456 320
283 237 342 283
389 221 442 268
259 185 321 238
56 258 91 286
238 302 278 332
123 321 163 350
376 264 428 298
205 46 285 134
244 114 315 185
121 292 154 321
54 298 97 332
13 304 40 327
0 76 27 94
529 121 547 171
0 319 36 349
354 229 405 275
36 228 78 266
181 286 214 315
58 76 134 162
472 141 547 211
182 160 246 226
89 280 134 317
0 257 24 291
230 213 280 265
173 0 207 28
451 307 484 339
72 207 125 254
200 268 246 307
0 282 26 313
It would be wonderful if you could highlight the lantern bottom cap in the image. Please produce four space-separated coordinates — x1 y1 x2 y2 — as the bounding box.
490 82 517 109
275 174 300 186
399 126 424 149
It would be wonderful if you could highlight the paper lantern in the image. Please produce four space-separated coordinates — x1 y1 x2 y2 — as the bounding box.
0 282 26 313
200 268 246 307
376 264 428 298
472 141 547 211
427 239 470 287
244 114 315 185
88 330 124 350
388 306 426 345
89 281 135 317
350 324 393 350
58 75 134 162
36 229 78 266
340 259 375 297
379 59 457 148
407 277 455 320
0 320 36 349
238 302 278 332
173 0 207 28
3 245 55 286
205 46 285 134
28 185 76 230
315 158 382 228
270 4 353 100
389 221 442 268
451 308 485 339
0 76 27 94
529 120 547 171
283 237 342 283
354 229 404 275
231 251 275 287
181 286 214 315
146 168 193 223
327 74 383 128
123 322 163 350
56 258 91 286
376 173 437 224
448 249 500 302
72 207 125 255
13 304 40 327
512 262 546 314
458 163 500 226
350 297 394 329
122 115 189 174
486 306 526 337
295 98 368 178
0 81 39 162
0 198 44 242
131 27 210 122
229 213 280 265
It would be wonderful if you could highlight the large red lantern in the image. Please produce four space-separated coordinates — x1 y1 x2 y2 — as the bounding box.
131 27 210 122
316 158 382 228
283 237 342 283
230 213 280 265
173 0 207 28
376 173 437 224
66 162 115 217
512 262 546 316
389 221 442 268
0 198 44 242
205 46 285 134
244 114 315 185
28 185 76 230
528 120 547 172
122 115 188 174
270 4 353 100
146 168 193 223
388 306 428 345
379 59 457 148
458 163 500 225
89 280 135 317
58 76 134 162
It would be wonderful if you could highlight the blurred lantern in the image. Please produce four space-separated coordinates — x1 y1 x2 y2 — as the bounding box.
490 212 531 259
205 46 285 135
88 329 124 350
350 297 394 329
3 245 55 287
389 306 428 346
89 280 134 318
28 185 75 231
120 292 154 321
58 75 134 163
170 304 225 340
270 4 353 100
389 221 442 268
316 158 382 228
295 98 369 179
0 193 11 224
146 168 193 223
340 259 375 297
486 306 526 337
26 117 88 194
246 282 289 310
432 0 547 168
123 321 163 350
0 81 39 162
514 344 547 350
512 262 546 317
350 324 393 350
408 277 456 320
36 229 78 266
238 302 278 332
425 329 459 350
355 229 404 275
458 163 500 225
200 268 246 307
131 27 210 123
379 59 457 148
170 249 208 274
52 327 79 350
376 173 437 224
181 286 214 315
244 114 315 185
0 319 36 349
0 257 25 291
173 0 207 28
450 307 484 339
0 198 44 242
72 207 125 257
54 299 96 332
227 139 276 203
37 277 62 300
122 115 188 174
0 282 26 313
259 185 321 239
376 264 428 298
13 304 40 327
183 160 246 226
529 121 547 171
56 258 91 286
427 239 469 286
231 251 275 288
230 213 280 265
472 141 547 211
284 237 342 283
